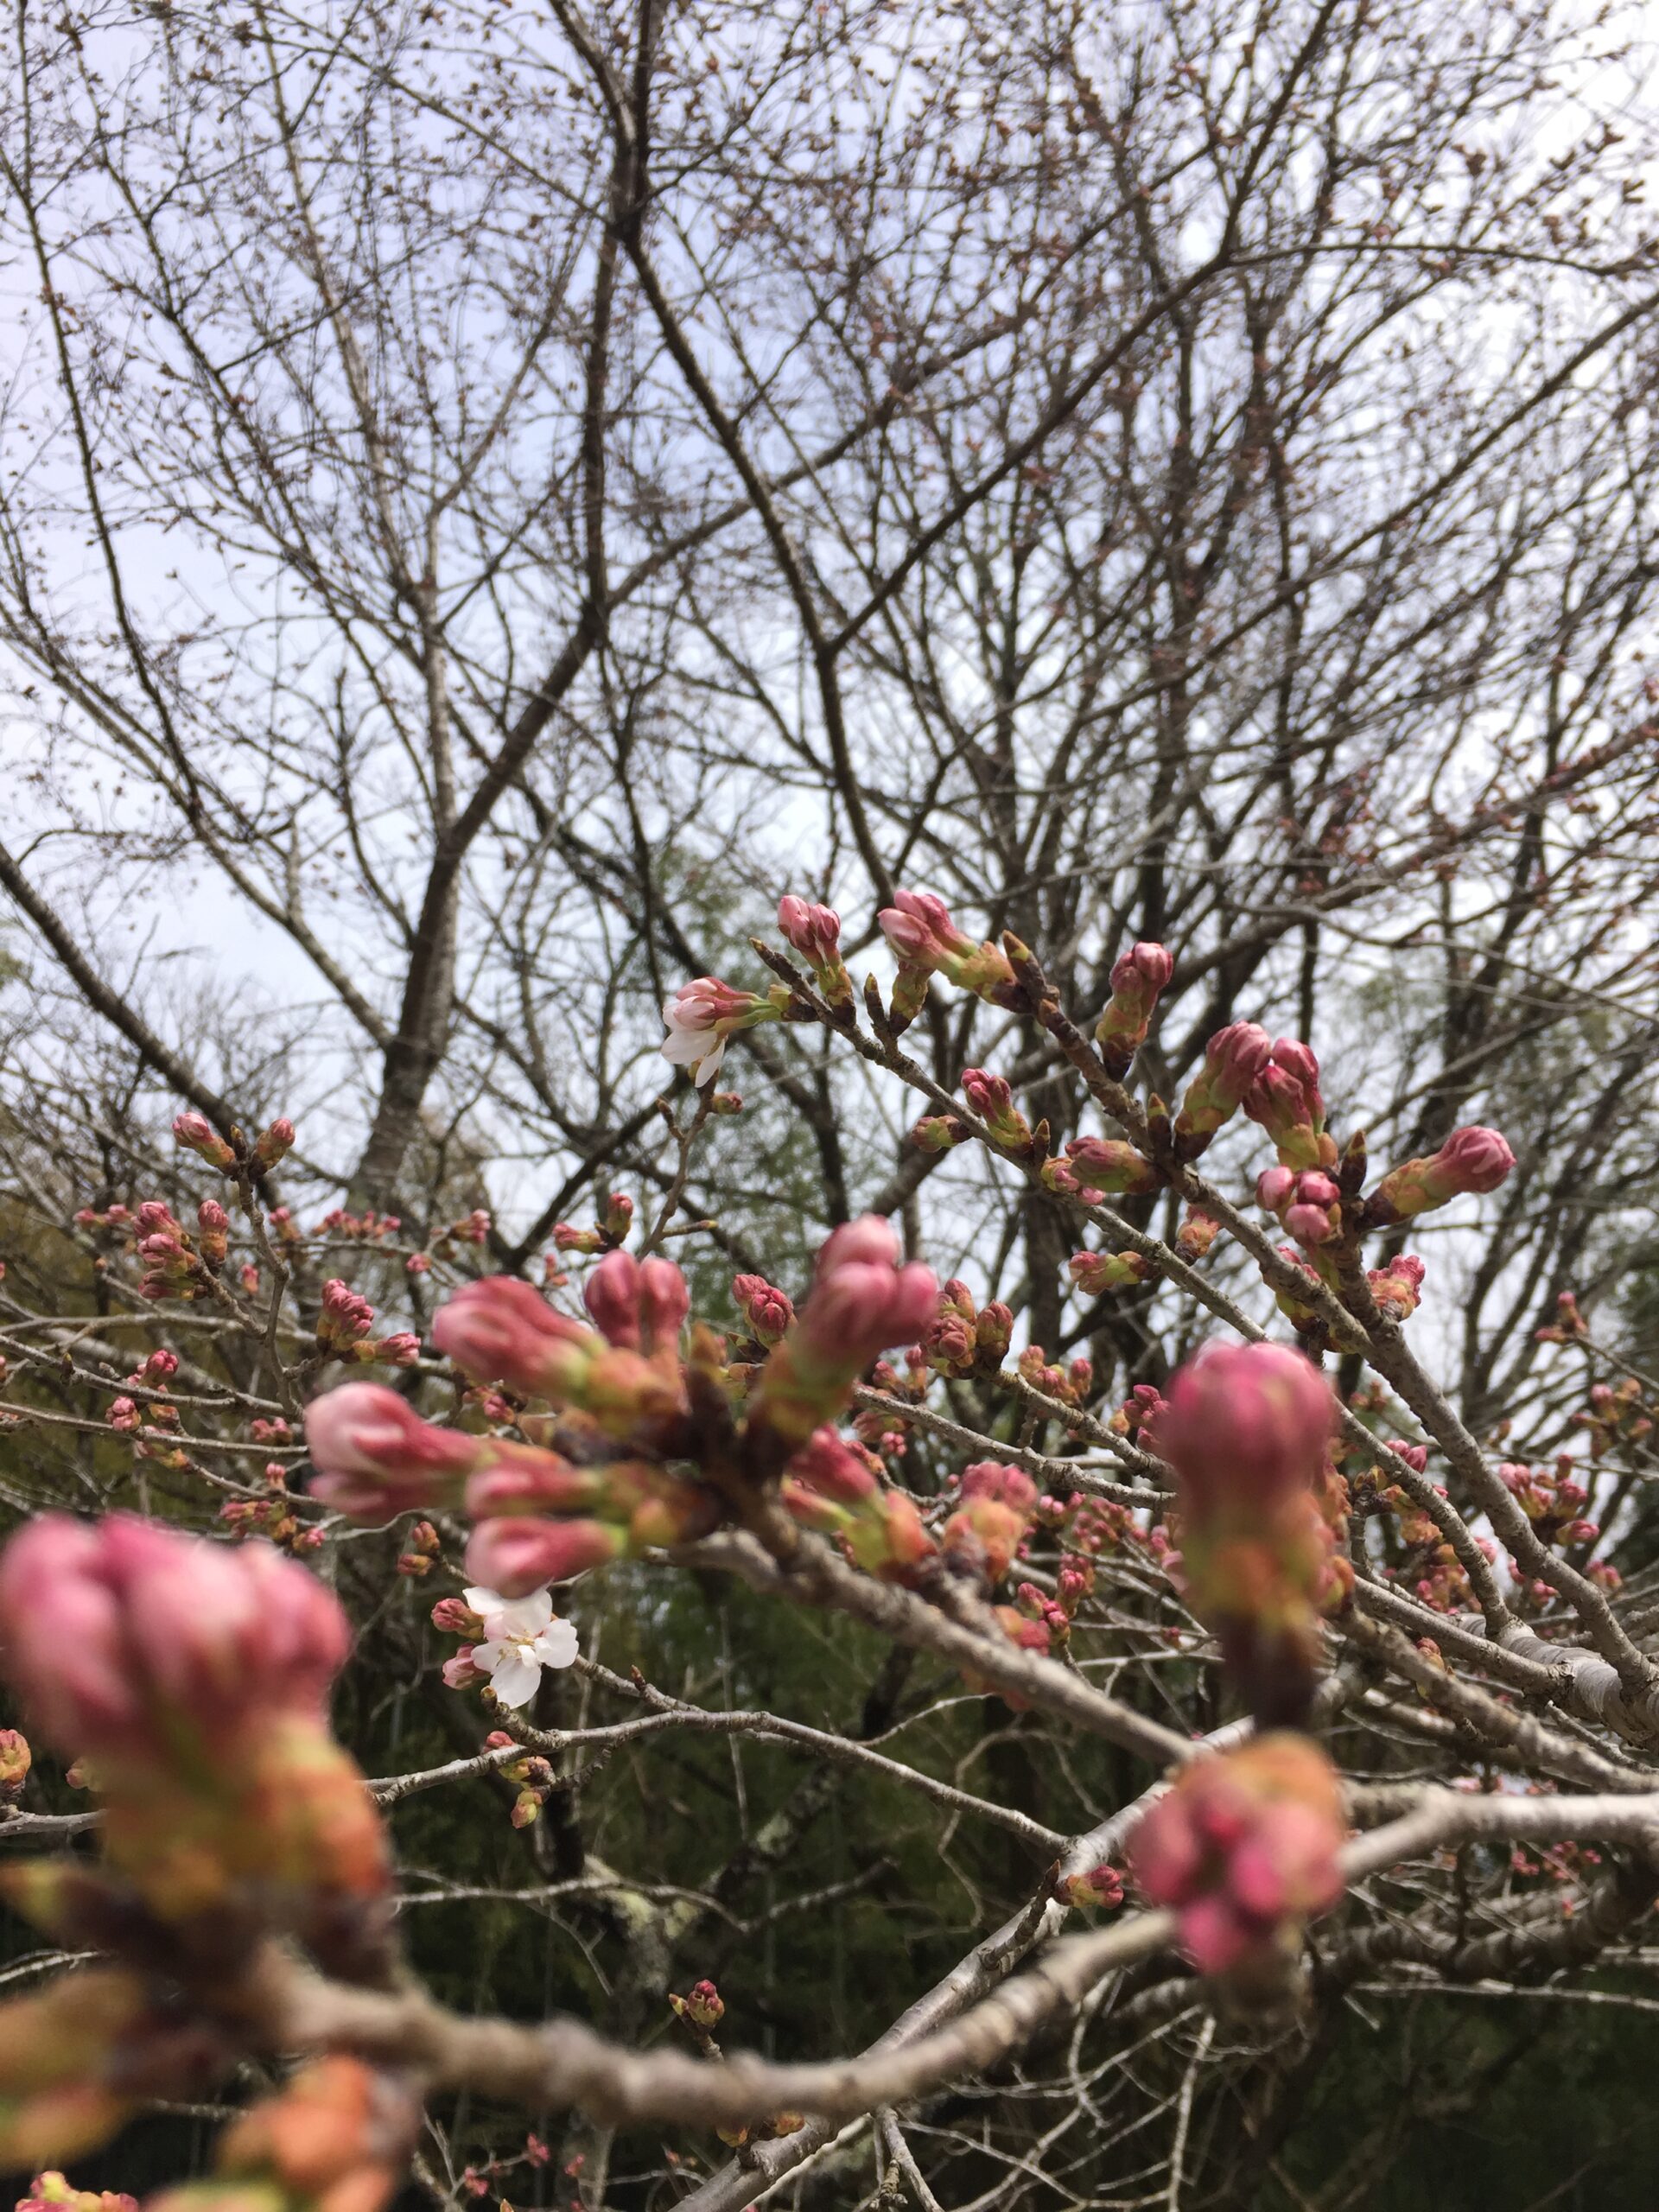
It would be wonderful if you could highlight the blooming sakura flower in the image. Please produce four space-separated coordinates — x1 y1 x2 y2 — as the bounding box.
462 1586 579 1707
660 976 774 1086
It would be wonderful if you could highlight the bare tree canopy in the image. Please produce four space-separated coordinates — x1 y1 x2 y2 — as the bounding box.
1 0 1658 2205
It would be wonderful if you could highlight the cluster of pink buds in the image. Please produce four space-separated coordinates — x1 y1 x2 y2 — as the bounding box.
16 2170 135 2212
877 890 1019 1009
669 1978 726 2037
0 1729 30 1806
195 1199 231 1270
73 1202 134 1234
432 1275 685 1435
1068 1247 1153 1298
922 1280 1013 1378
1130 1735 1345 1974
1242 1038 1329 1173
1095 942 1173 1077
171 1111 237 1172
251 1116 296 1171
1362 1125 1516 1226
553 1193 634 1255
316 1207 402 1243
582 1248 690 1357
779 1427 934 1582
1575 1375 1650 1459
484 1730 556 1827
315 1278 419 1368
851 1346 930 1456
220 1464 318 1554
1016 1345 1092 1408
147 2056 419 2212
1174 1022 1274 1153
305 1384 489 1517
1499 1459 1597 1550
751 1217 938 1446
1150 1342 1341 1725
1256 1165 1342 1253
397 1519 442 1578
1013 1580 1071 1646
661 976 786 1087
130 1201 199 1301
961 1066 1037 1154
778 895 854 1010
941 1462 1039 1584
1040 1136 1160 1204
732 1272 795 1349
0 1516 388 1948
1366 1252 1426 1324
1109 1382 1167 1440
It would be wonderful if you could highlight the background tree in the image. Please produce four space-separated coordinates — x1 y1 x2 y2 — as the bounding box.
1 0 1659 2205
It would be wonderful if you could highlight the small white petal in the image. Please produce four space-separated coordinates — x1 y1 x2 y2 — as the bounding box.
660 1027 708 1066
471 1639 506 1669
531 1619 580 1669
463 1586 505 1615
691 1037 726 1085
487 1649 543 1707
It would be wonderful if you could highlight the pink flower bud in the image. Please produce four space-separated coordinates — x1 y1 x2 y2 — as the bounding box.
755 1222 938 1442
584 1249 644 1349
638 1258 690 1351
1295 1172 1339 1208
430 1596 484 1637
303 1382 486 1516
253 1117 296 1170
1369 1127 1516 1223
876 888 973 963
661 976 771 1087
1129 1735 1344 1974
442 1647 486 1689
1283 1202 1336 1250
1386 1440 1428 1474
785 1428 879 1504
1096 942 1173 1065
370 1332 422 1366
432 1276 592 1395
171 1113 237 1170
1176 1023 1274 1144
1152 1343 1334 1519
733 1273 795 1347
463 1516 626 1599
1255 1166 1295 1213
0 1727 30 1802
0 1514 349 1761
777 895 842 969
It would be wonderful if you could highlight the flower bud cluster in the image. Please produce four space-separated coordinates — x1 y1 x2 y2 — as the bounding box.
553 1193 634 1255
1130 1736 1345 1974
1095 942 1173 1077
1015 1345 1092 1408
147 2056 420 2212
1535 1289 1587 1344
1256 1165 1341 1253
485 1731 556 1827
778 895 854 1009
1575 1375 1649 1460
877 890 1020 1008
1174 1023 1273 1153
171 1113 237 1172
941 1462 1039 1584
780 1428 934 1583
1150 1344 1342 1726
0 1517 388 1964
960 1068 1033 1155
220 1464 319 1554
1067 1248 1153 1299
751 1217 937 1446
1242 1038 1330 1173
732 1273 795 1348
433 1276 685 1436
922 1280 1012 1379
1039 1137 1160 1204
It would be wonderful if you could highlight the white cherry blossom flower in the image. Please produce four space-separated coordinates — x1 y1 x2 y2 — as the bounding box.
463 1584 579 1707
